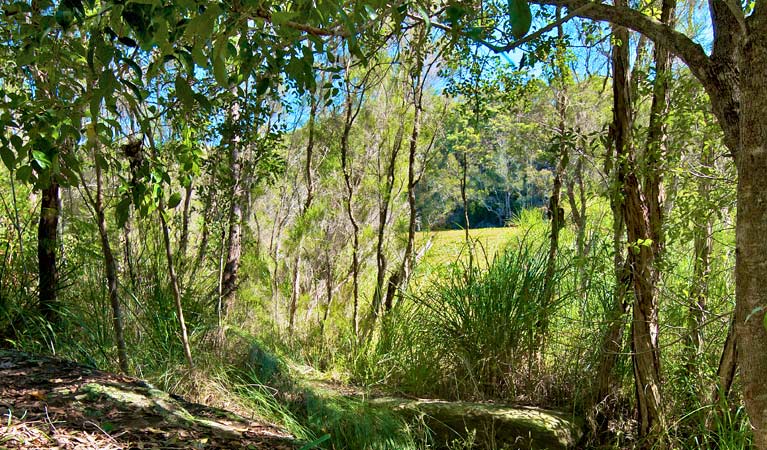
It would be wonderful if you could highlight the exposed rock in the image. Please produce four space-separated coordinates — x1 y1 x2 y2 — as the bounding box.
373 397 582 449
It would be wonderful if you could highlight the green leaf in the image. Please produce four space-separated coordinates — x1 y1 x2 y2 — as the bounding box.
271 11 297 26
508 0 532 39
213 54 228 87
16 165 33 183
168 192 182 208
175 75 195 109
115 196 131 228
32 150 51 169
0 146 15 170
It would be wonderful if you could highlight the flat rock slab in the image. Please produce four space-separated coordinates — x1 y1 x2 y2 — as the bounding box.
0 350 297 449
372 397 582 450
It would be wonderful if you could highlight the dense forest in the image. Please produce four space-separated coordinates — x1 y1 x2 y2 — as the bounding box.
0 0 765 448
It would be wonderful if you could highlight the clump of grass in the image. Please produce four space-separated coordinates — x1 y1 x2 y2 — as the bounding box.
363 237 568 402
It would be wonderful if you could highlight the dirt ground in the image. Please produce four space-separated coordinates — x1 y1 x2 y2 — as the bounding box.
0 350 297 449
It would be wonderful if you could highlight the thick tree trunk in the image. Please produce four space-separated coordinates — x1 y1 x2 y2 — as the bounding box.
37 180 59 323
736 26 767 449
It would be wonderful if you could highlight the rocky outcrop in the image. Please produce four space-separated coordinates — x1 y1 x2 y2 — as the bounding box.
373 397 582 449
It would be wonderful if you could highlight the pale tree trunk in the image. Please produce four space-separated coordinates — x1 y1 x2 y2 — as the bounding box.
566 153 587 291
221 98 243 319
288 93 319 333
686 146 713 401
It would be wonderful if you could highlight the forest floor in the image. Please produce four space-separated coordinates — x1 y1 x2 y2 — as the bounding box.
0 350 297 450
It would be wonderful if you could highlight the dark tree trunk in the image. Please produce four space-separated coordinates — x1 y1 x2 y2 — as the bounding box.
37 180 59 323
735 23 767 448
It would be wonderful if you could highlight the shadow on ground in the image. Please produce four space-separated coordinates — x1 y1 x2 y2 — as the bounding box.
0 350 297 449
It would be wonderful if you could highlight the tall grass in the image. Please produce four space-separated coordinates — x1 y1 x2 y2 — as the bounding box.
362 237 569 402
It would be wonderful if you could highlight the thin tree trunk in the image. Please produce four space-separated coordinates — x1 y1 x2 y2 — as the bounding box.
159 203 194 368
288 254 301 332
370 118 404 324
179 183 193 258
37 180 59 323
340 64 365 338
92 158 129 374
686 147 713 402
566 153 587 291
123 221 137 291
711 316 737 407
541 8 568 342
304 94 318 213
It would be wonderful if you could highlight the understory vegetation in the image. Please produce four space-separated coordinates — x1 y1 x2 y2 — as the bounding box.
0 0 761 449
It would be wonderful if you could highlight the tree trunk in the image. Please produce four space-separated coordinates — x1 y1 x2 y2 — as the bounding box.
159 204 194 368
686 146 713 401
221 99 244 318
179 183 193 258
288 254 301 332
541 10 568 342
735 27 767 449
85 154 130 374
37 180 59 323
340 65 364 339
566 153 587 291
370 118 404 325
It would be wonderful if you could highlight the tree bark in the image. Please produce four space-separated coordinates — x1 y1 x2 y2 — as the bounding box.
179 183 193 258
159 204 194 368
735 20 767 448
340 62 366 339
37 180 59 323
686 146 713 401
541 9 568 342
221 98 244 318
95 162 129 374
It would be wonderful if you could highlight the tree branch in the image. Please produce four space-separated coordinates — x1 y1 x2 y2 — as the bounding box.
528 0 713 85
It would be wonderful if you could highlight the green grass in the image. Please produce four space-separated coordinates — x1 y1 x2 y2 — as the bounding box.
416 227 521 269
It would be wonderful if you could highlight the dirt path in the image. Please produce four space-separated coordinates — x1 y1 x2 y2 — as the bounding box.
0 350 297 449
